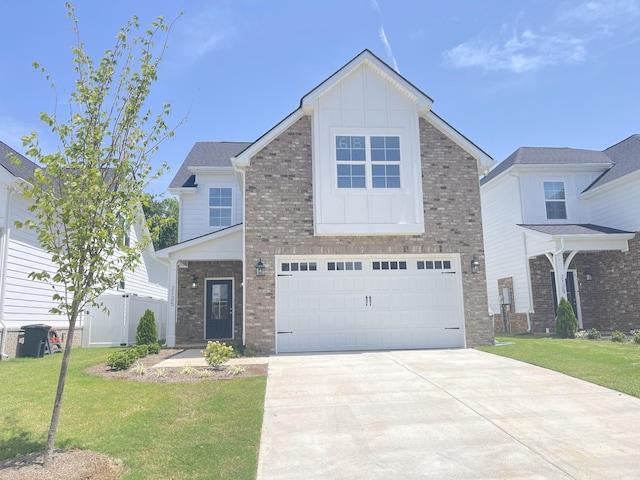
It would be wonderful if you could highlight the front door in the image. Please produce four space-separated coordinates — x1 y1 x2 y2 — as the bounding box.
205 279 233 339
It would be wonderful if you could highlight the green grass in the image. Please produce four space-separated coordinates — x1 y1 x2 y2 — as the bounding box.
0 348 266 479
479 335 640 397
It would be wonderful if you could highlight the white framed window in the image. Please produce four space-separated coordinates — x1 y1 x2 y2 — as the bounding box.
336 135 401 189
209 187 233 227
543 182 566 219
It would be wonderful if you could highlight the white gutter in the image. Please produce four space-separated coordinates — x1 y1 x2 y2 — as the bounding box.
0 186 16 359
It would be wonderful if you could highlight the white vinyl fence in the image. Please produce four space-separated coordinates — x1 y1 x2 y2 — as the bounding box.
82 294 167 348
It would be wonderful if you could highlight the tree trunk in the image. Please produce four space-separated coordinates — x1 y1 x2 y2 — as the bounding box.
42 312 78 467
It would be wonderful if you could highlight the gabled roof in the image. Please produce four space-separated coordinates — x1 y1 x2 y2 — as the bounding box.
169 142 252 189
481 134 640 190
234 49 493 170
0 141 39 182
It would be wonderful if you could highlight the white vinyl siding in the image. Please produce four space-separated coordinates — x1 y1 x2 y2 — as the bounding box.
588 179 640 231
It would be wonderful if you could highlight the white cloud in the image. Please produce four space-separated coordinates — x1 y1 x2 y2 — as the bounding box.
444 0 638 73
0 116 35 151
379 27 400 72
174 6 229 64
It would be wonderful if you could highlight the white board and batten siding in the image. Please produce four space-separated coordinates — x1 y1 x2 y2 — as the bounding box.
275 255 465 353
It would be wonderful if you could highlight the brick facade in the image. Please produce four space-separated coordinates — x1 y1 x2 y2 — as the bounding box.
529 233 640 333
495 276 529 333
243 115 493 353
175 260 243 346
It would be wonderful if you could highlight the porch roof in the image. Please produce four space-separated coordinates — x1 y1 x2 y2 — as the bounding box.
155 224 243 261
518 223 635 257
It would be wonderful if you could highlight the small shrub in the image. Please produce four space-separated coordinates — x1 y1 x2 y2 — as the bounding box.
181 364 197 376
197 369 212 378
611 330 627 343
586 328 601 340
227 365 246 376
633 332 640 344
136 309 158 346
575 330 587 339
132 344 149 358
131 360 147 375
147 342 161 355
152 367 166 378
107 351 134 371
555 298 578 338
201 341 234 369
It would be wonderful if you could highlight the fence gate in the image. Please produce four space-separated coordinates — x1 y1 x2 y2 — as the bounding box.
82 295 167 348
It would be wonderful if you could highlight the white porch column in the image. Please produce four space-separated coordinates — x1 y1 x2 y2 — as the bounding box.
552 252 567 304
166 258 178 347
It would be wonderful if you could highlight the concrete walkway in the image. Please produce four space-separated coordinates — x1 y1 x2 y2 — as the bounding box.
152 349 268 368
257 349 640 480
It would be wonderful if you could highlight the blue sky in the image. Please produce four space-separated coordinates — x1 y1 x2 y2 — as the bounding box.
1 0 639 195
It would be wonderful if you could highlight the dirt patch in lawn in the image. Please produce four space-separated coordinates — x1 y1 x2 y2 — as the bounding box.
1 349 267 479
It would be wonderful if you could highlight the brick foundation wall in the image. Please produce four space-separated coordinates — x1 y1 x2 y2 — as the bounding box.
529 233 640 333
175 261 243 345
495 277 529 333
0 326 83 360
243 115 493 353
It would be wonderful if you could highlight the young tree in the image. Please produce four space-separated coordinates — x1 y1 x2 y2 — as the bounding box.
14 4 180 466
142 194 179 249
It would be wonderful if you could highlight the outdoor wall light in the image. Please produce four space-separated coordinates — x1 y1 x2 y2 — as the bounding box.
191 275 198 289
256 259 266 277
471 257 480 274
585 270 593 281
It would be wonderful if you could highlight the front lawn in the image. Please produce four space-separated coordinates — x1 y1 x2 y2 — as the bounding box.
479 335 640 398
0 348 266 479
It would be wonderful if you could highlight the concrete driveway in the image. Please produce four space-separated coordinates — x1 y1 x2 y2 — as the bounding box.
256 349 640 480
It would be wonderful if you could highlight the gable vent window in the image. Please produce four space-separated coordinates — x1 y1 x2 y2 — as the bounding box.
209 187 233 227
544 182 567 220
336 135 401 189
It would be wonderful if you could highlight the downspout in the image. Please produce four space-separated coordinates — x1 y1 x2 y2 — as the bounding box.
0 186 16 359
522 231 533 333
232 160 247 347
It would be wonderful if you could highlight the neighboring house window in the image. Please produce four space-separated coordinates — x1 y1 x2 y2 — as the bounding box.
209 187 233 227
544 182 567 219
336 135 401 189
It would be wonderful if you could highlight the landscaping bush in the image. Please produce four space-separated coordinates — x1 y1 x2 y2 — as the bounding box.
107 351 135 371
147 341 161 354
132 344 149 358
201 341 234 369
555 298 578 338
136 309 158 345
611 330 627 343
633 332 640 344
586 328 601 340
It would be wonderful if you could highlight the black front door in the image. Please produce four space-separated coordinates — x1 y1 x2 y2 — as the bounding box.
551 271 578 317
205 279 233 339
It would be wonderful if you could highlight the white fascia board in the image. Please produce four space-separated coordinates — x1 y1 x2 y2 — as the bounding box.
315 223 425 236
168 187 197 195
510 163 611 175
301 52 433 112
423 111 494 174
518 225 634 254
579 169 640 200
232 109 305 167
155 224 243 258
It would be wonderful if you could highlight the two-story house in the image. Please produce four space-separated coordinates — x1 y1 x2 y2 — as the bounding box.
0 141 168 359
158 50 495 354
481 135 640 335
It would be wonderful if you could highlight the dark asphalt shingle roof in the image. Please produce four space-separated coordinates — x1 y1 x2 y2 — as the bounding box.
588 134 640 189
0 141 39 182
169 142 252 189
519 224 633 236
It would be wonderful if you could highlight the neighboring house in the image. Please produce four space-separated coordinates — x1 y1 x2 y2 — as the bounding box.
157 50 495 354
481 135 640 335
0 141 168 359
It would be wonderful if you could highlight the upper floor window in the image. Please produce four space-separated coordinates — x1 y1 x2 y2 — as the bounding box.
209 187 233 227
544 182 566 219
336 135 401 189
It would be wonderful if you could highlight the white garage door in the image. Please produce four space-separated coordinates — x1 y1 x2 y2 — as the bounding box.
276 256 465 353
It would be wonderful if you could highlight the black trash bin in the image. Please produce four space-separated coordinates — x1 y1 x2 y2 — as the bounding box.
22 324 51 358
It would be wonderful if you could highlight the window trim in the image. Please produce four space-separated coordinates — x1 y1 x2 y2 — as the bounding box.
335 134 402 190
208 186 234 228
543 181 567 220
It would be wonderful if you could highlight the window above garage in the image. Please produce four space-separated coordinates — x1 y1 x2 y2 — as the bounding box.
336 135 401 189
